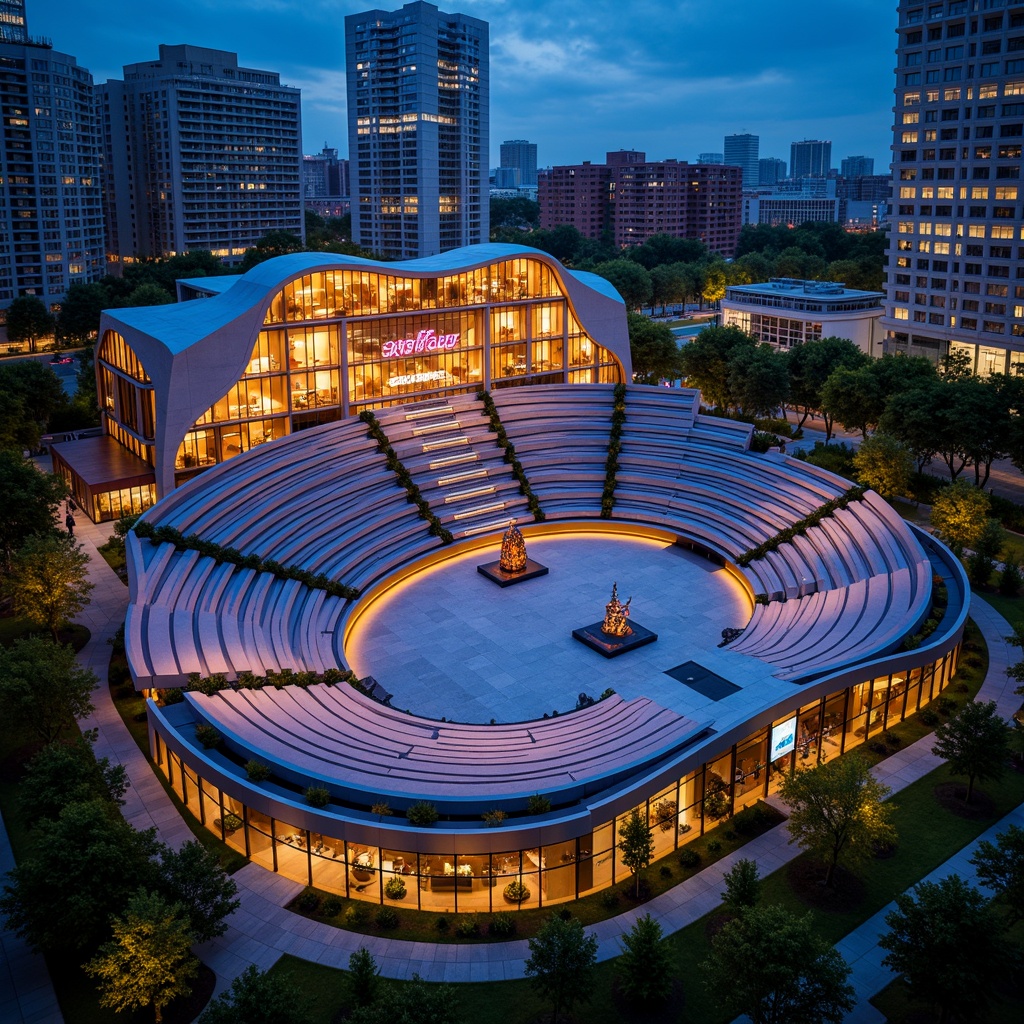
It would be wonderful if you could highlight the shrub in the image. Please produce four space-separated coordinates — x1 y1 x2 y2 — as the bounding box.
601 889 621 910
322 896 342 917
194 724 221 749
482 808 507 828
370 801 393 818
294 890 320 913
920 708 940 727
884 731 902 749
384 876 407 901
406 801 439 826
305 785 330 808
435 915 449 933
455 915 480 937
221 812 243 832
679 848 701 869
999 557 1023 597
489 911 517 937
706 838 722 854
937 695 957 716
659 865 673 878
375 906 399 929
526 794 551 815
344 904 369 927
503 880 530 903
244 760 271 782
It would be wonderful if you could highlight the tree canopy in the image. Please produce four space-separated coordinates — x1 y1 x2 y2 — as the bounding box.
617 806 655 897
5 531 94 639
701 903 855 1024
5 295 55 349
0 451 66 568
931 699 1009 803
198 965 309 1024
626 312 682 384
779 754 895 887
616 913 673 1006
524 913 599 1024
155 839 240 943
679 325 756 410
970 823 1024 925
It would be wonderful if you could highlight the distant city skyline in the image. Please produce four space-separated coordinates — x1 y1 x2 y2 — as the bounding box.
27 0 898 171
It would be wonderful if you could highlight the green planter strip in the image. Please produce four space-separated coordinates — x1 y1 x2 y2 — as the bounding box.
600 383 627 519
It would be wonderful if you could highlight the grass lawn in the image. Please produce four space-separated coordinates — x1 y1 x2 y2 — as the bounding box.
0 615 90 650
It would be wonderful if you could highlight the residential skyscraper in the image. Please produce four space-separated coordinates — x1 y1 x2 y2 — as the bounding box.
98 44 303 266
841 155 875 177
500 139 537 187
758 157 787 186
698 152 724 164
882 1 1024 372
790 139 832 179
302 146 350 199
539 151 742 256
346 1 489 259
0 0 104 320
724 133 759 188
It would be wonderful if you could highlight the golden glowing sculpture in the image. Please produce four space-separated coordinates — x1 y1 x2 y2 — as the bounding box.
601 582 633 637
498 518 527 575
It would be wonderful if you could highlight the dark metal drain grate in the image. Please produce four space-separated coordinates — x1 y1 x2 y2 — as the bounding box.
664 660 740 701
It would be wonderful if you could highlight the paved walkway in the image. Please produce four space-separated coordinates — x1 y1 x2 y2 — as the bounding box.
1 510 1022 1021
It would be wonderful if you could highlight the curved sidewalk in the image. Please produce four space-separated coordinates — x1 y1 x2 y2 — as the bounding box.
3 514 1022 1018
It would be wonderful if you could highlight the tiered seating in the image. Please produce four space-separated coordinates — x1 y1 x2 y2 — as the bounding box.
490 384 618 516
186 683 709 807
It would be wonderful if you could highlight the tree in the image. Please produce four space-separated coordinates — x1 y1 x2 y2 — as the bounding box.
5 295 54 352
931 699 1009 804
0 359 70 451
1005 620 1024 692
929 478 990 556
970 824 1024 925
0 636 96 745
787 336 868 438
346 946 381 1008
5 531 94 639
592 259 653 311
199 964 308 1024
617 807 655 898
852 432 913 499
126 281 175 307
820 365 883 437
699 259 727 306
879 875 1011 1024
0 799 162 953
156 839 240 943
84 889 198 1024
615 913 673 1006
679 325 756 409
0 451 65 568
701 904 855 1024
524 913 599 1024
721 857 761 915
346 974 463 1024
239 231 306 271
19 731 128 824
626 313 682 384
778 754 895 887
728 343 789 418
56 281 110 345
880 383 942 471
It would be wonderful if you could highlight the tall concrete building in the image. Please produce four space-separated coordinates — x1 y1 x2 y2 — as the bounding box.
499 138 537 187
841 155 875 177
759 157 787 185
724 133 759 188
0 0 104 320
698 152 724 164
790 139 832 179
97 44 303 267
539 151 743 256
882 0 1024 372
346 1 489 259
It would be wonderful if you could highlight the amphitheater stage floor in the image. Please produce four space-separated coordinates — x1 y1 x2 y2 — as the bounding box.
345 534 754 724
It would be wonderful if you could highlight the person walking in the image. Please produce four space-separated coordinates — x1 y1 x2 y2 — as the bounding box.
65 511 75 536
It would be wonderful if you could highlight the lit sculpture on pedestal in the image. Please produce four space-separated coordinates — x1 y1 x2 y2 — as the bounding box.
477 519 548 587
573 581 656 658
498 519 527 575
601 582 632 637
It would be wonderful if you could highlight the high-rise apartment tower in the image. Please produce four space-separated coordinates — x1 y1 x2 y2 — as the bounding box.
500 139 537 187
882 0 1024 372
724 133 759 188
790 139 832 179
0 0 104 318
841 155 875 177
98 44 303 265
346 1 489 258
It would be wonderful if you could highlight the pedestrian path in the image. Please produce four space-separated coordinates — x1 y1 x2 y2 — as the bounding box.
1 511 1022 1020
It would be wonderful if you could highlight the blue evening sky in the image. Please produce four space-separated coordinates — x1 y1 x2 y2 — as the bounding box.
29 0 899 171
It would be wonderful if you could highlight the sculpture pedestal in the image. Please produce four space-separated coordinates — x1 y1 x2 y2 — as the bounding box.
572 621 658 658
477 558 549 588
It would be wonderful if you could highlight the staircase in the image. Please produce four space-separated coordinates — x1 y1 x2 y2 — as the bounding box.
375 394 531 539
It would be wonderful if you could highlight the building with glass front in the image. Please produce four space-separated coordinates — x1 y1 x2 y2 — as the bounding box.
49 244 629 521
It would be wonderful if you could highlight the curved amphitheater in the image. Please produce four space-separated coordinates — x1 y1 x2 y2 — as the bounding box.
129 384 969 904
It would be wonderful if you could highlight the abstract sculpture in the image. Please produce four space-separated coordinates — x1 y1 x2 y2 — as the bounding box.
601 582 633 637
498 518 527 575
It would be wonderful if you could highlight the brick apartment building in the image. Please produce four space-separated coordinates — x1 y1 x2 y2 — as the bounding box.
538 151 742 256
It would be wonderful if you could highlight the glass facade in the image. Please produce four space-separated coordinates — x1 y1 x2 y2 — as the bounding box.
151 645 958 912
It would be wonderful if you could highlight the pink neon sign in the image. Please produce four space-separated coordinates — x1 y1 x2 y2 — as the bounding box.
381 329 460 359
